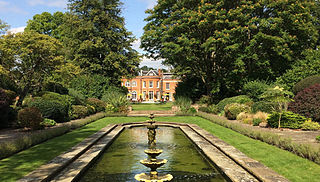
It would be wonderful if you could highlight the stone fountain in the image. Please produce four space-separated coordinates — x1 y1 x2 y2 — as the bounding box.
135 114 173 182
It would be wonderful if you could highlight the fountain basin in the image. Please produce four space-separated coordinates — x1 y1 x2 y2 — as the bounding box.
135 173 173 182
140 159 167 171
19 122 289 182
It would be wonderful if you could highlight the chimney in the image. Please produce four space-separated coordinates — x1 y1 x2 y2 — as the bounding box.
158 69 162 76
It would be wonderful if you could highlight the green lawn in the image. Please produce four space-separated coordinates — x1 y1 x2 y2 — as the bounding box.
131 102 173 111
1 116 320 182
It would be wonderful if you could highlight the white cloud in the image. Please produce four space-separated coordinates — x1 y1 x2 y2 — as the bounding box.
0 0 28 14
132 39 142 52
27 0 67 8
8 26 25 34
138 0 157 9
140 56 166 69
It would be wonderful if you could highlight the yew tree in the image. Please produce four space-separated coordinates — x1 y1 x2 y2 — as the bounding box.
141 0 320 98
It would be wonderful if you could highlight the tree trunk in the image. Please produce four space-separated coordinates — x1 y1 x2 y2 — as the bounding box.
16 87 29 107
278 112 282 129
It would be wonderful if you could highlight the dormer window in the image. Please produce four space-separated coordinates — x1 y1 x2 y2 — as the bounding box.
132 81 137 87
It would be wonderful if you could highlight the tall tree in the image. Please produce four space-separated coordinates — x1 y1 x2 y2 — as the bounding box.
63 0 140 82
25 12 65 39
141 0 319 99
0 31 63 105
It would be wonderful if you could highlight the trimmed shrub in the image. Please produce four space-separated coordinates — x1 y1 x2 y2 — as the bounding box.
267 111 306 129
174 96 192 112
242 80 271 101
252 101 275 113
288 84 320 122
217 95 252 112
224 103 251 120
71 105 89 119
253 111 269 122
301 119 320 131
293 75 320 94
41 92 75 109
40 118 56 127
316 135 320 142
18 107 44 130
86 98 106 112
43 81 68 95
28 98 69 122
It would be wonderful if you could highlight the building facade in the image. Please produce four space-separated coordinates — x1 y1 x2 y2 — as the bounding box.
121 69 180 102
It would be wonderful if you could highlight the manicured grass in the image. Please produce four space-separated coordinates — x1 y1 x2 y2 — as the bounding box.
131 102 173 111
1 116 320 182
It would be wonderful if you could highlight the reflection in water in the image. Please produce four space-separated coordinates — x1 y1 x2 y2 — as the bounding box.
79 127 226 182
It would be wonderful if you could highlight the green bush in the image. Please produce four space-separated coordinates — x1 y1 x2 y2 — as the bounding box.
0 89 17 128
43 81 68 95
28 98 69 122
293 75 320 94
316 135 320 142
198 104 219 114
267 111 307 129
224 103 251 120
86 98 106 112
41 92 75 109
243 80 271 101
252 101 275 113
68 88 86 105
198 95 211 105
174 96 192 112
18 107 44 130
253 118 262 126
40 118 56 127
217 95 252 112
301 120 320 131
71 105 89 119
188 107 197 114
102 91 128 113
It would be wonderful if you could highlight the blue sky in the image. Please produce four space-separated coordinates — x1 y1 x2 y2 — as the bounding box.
0 0 165 68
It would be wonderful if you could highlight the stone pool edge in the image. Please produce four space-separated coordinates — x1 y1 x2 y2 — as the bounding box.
18 122 289 182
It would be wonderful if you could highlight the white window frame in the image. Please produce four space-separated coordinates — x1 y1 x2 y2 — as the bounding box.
132 81 137 87
143 91 146 100
143 81 146 88
149 91 154 100
125 81 130 87
149 81 153 88
156 91 160 100
166 83 170 90
132 91 137 100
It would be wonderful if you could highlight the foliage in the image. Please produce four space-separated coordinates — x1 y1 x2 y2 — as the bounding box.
198 111 320 168
0 19 9 34
25 11 65 39
293 75 320 94
86 98 106 112
224 103 251 120
174 76 207 102
41 92 75 109
276 48 320 91
40 118 56 127
252 101 275 113
174 96 192 113
0 31 63 106
289 84 320 122
49 62 83 87
63 0 140 82
253 118 262 126
0 73 17 92
70 105 89 120
198 104 219 114
0 89 15 128
142 0 319 97
217 95 252 112
260 86 294 128
102 90 128 113
68 88 86 105
18 107 44 130
28 98 69 123
43 81 68 95
198 95 211 105
267 111 306 129
301 119 320 131
70 74 111 99
242 80 272 101
316 136 320 142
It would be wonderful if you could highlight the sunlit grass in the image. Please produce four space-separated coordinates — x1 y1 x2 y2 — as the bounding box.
131 102 173 111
